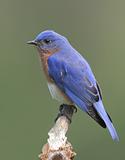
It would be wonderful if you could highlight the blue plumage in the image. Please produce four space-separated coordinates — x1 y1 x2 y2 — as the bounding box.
48 47 119 141
28 30 119 141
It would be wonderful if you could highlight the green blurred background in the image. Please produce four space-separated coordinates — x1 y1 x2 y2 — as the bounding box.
0 0 124 159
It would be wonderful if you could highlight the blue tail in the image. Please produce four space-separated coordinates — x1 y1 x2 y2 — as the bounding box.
65 88 119 141
94 101 119 141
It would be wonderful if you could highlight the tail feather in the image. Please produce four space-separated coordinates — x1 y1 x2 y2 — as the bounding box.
87 104 106 128
65 87 119 141
94 101 119 141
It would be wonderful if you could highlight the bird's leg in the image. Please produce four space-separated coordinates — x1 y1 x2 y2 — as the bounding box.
55 104 77 123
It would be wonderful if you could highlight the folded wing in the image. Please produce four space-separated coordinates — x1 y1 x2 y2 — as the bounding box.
48 55 119 141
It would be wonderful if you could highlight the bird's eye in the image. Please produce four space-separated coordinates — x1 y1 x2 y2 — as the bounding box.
43 39 52 44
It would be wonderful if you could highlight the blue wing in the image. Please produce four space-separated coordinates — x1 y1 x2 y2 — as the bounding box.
48 54 119 141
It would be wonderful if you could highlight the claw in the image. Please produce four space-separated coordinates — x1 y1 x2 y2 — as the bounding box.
55 104 77 123
71 105 77 113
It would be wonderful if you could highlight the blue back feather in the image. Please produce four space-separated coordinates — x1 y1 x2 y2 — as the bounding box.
48 50 119 141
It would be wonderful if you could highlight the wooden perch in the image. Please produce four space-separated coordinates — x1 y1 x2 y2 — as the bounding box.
39 104 77 160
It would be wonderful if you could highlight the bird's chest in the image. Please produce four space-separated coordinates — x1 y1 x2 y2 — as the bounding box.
38 52 71 104
47 82 71 103
38 52 52 82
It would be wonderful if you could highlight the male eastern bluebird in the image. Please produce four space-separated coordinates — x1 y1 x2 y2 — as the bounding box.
27 30 119 141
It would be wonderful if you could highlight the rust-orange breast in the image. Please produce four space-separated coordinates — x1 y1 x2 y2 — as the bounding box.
38 50 72 104
39 51 53 82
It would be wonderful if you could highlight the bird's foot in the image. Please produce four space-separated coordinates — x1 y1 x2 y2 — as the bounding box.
55 104 77 123
71 105 77 113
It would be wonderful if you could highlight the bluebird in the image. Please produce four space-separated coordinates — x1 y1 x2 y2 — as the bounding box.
27 30 119 141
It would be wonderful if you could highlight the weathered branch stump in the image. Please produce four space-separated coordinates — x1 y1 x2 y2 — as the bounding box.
39 104 77 160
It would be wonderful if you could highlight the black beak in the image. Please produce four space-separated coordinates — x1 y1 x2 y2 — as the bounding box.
27 40 37 46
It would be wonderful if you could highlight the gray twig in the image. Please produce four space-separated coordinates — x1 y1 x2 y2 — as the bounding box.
39 104 76 160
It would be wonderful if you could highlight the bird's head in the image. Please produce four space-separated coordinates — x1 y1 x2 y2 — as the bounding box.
27 30 69 55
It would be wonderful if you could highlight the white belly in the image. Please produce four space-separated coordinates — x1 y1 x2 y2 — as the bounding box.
47 82 71 104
